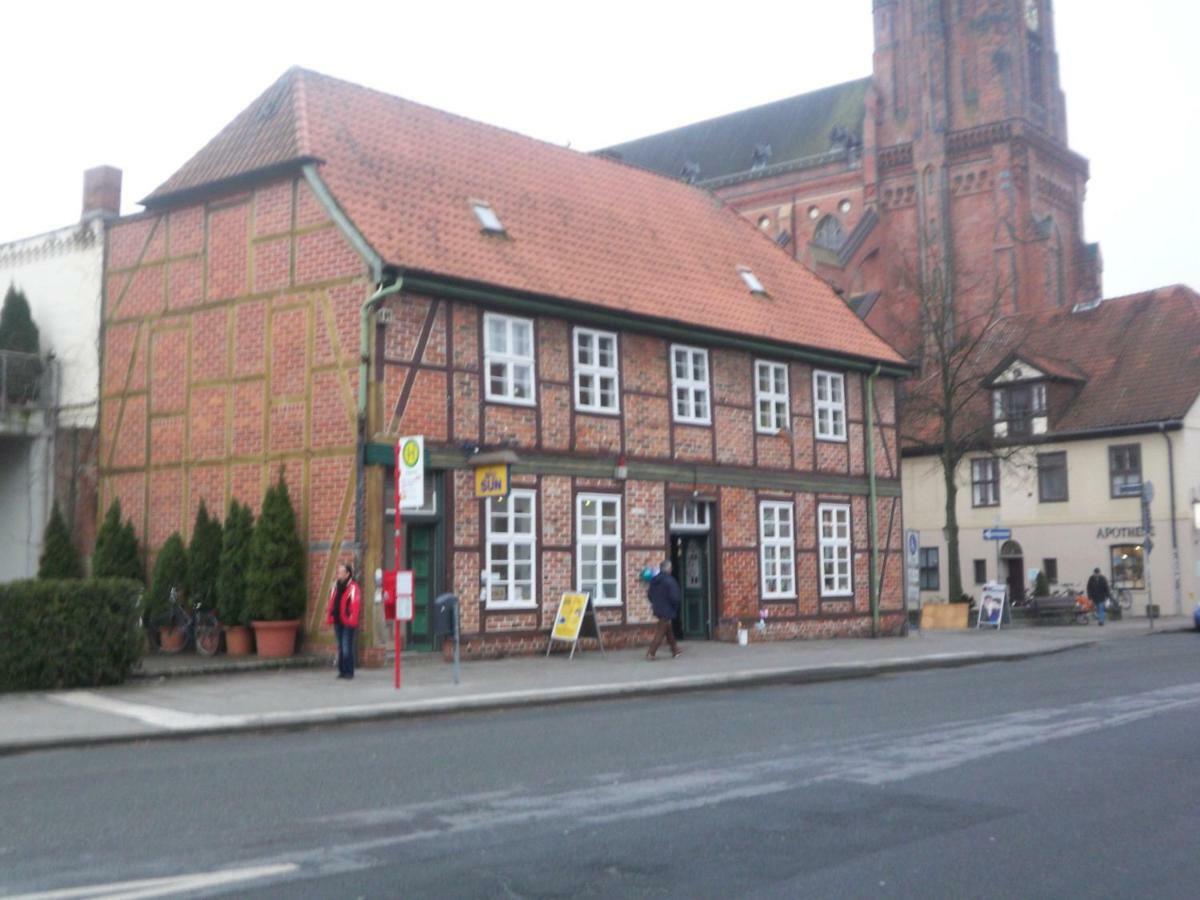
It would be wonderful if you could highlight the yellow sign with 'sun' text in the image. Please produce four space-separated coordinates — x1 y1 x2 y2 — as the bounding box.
474 463 510 499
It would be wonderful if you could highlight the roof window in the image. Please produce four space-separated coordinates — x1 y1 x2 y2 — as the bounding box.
471 201 505 234
738 266 767 296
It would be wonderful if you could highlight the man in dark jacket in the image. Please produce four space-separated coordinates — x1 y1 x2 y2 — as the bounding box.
647 560 682 659
1086 567 1111 626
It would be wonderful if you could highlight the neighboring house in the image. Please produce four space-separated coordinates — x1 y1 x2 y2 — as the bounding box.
99 68 909 656
902 286 1200 617
603 0 1101 358
0 167 120 578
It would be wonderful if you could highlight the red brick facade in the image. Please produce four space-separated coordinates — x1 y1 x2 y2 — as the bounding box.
100 175 370 640
368 286 905 654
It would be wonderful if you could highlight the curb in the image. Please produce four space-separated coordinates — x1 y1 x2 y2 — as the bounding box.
0 642 1092 758
129 655 328 680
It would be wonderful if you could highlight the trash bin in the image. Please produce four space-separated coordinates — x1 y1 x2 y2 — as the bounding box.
433 593 459 637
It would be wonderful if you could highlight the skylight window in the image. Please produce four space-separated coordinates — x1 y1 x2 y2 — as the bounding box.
738 266 766 295
472 201 505 234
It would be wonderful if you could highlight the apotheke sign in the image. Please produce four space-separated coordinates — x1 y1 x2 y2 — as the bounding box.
1096 525 1146 540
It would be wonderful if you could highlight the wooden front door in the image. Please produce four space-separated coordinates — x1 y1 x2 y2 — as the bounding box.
405 524 437 651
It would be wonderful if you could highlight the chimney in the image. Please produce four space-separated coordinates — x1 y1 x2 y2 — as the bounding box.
82 166 122 221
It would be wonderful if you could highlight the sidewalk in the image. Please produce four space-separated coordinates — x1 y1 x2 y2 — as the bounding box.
2 616 1192 756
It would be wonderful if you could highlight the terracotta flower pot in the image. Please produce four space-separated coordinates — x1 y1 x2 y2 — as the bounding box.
251 620 300 658
158 626 187 653
224 625 253 657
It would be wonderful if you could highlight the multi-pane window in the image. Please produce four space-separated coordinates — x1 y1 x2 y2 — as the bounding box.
1037 451 1068 502
973 559 987 585
1110 544 1145 591
573 328 619 414
670 345 711 424
919 547 940 591
995 383 1046 436
577 494 621 607
1042 558 1058 584
818 503 852 597
813 370 847 441
669 501 709 532
755 361 790 433
486 490 536 608
759 501 796 599
971 458 1000 507
484 313 535 404
1109 444 1142 498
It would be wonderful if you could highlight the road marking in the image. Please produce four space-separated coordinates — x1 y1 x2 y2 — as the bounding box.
48 692 231 731
298 681 1200 854
7 863 298 900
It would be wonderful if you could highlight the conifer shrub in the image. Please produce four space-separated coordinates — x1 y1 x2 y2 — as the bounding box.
92 500 144 582
216 501 254 627
187 501 223 611
1034 571 1051 597
147 532 188 624
38 503 82 580
245 476 306 622
0 578 143 691
0 284 42 404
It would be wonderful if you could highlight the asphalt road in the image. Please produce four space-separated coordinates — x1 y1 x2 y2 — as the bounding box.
3 634 1199 899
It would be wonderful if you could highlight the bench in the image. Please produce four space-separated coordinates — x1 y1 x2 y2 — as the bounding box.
1028 591 1084 621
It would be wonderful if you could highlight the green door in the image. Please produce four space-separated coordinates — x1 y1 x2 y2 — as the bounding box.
672 535 709 639
405 525 437 651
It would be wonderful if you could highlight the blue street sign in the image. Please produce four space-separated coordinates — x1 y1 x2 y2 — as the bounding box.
983 528 1012 541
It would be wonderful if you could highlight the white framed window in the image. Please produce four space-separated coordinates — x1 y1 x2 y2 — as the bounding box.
813 370 847 441
759 500 796 599
669 500 710 533
670 344 711 424
971 458 1000 507
484 313 535 405
486 489 537 608
573 327 620 415
818 503 853 597
576 494 622 607
755 360 790 433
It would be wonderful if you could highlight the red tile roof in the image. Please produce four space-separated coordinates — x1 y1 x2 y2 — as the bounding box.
903 285 1200 449
144 68 904 367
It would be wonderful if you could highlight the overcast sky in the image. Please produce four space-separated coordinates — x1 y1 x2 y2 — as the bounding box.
1 0 1195 299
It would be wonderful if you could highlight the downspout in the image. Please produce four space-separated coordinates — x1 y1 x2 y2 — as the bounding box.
1159 423 1182 615
867 363 882 637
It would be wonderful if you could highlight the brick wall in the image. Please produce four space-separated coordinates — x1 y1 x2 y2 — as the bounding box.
99 174 371 638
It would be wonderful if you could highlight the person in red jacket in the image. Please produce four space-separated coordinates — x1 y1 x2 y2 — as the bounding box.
325 562 362 679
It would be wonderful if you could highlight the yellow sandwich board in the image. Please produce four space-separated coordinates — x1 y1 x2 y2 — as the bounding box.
546 592 606 659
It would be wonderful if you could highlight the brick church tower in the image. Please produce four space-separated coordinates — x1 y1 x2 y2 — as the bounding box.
605 0 1102 357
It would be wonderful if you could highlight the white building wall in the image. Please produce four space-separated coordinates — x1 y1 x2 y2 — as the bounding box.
903 414 1200 617
0 218 104 429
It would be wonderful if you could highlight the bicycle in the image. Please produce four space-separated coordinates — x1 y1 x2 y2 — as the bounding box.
150 587 222 656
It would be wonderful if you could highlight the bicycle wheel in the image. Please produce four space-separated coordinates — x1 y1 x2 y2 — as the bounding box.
1117 588 1133 610
195 613 222 656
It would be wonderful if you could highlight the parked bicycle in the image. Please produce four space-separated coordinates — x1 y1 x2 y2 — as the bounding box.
148 587 221 656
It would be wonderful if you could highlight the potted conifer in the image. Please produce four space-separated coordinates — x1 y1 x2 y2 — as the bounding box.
148 532 189 652
216 500 255 656
244 476 306 658
93 500 144 582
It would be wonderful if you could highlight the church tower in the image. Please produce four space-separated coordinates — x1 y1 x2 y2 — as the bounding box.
867 0 1100 345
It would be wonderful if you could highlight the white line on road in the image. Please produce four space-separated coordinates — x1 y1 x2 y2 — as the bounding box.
7 863 298 900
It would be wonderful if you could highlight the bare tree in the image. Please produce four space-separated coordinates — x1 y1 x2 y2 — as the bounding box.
889 263 1029 602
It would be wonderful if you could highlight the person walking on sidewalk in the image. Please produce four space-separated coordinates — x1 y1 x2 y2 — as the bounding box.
1086 567 1111 626
325 562 362 678
646 560 682 660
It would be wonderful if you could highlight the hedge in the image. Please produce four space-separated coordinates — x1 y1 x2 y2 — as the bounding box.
0 579 143 692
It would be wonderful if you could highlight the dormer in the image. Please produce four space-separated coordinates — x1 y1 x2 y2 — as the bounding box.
983 352 1085 440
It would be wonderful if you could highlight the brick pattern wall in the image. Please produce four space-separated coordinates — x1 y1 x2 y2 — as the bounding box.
99 174 371 638
368 291 905 652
